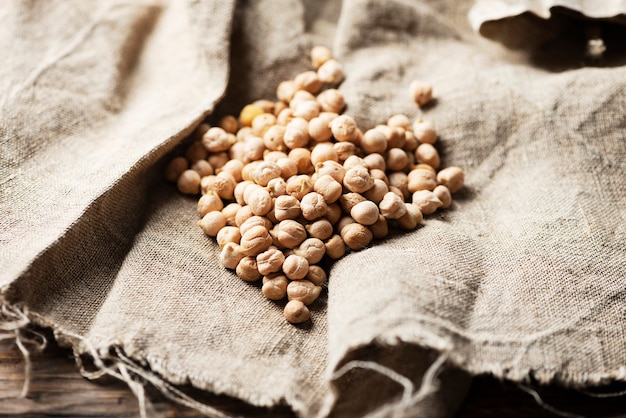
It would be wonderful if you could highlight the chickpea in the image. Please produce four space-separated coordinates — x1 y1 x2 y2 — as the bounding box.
207 151 230 169
276 107 295 126
316 89 345 114
287 280 321 304
262 273 288 300
234 180 254 205
284 300 310 323
396 203 423 230
310 142 338 165
256 248 286 275
314 174 343 203
263 125 287 152
315 160 346 183
273 101 288 116
362 178 388 204
197 191 224 217
412 190 443 215
407 168 437 192
330 115 358 143
239 225 273 256
311 45 333 69
369 169 389 185
284 118 310 149
308 113 336 142
409 80 433 107
235 205 254 227
436 166 464 193
300 192 328 220
218 159 243 182
343 166 374 193
185 140 208 163
177 169 201 195
218 115 238 133
386 148 409 172
433 184 452 209
295 238 326 264
387 114 411 130
252 99 275 114
266 177 287 197
333 141 358 162
340 223 373 250
239 104 264 127
294 70 323 94
412 119 437 144
264 151 288 162
239 216 273 236
277 80 298 103
415 143 440 169
305 219 334 240
272 219 307 248
201 173 235 200
336 215 356 234
282 255 310 280
236 256 261 282
306 265 327 286
198 211 226 236
404 130 419 152
387 171 410 200
165 157 188 182
276 157 298 179
363 153 386 171
350 200 380 226
286 174 313 200
325 234 346 259
361 129 387 154
342 155 366 170
220 242 244 269
202 127 231 153
250 161 281 186
369 214 389 239
274 195 302 221
222 203 242 226
288 148 314 175
216 226 241 249
339 192 367 213
293 99 321 121
242 136 265 163
317 59 345 85
379 191 407 219
324 202 343 225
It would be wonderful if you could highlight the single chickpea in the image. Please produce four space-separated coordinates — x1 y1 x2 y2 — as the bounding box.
236 126 253 141
263 125 287 152
274 195 302 221
262 273 288 300
412 190 443 215
216 226 241 249
198 211 226 236
414 163 436 175
412 119 437 144
308 113 335 142
239 225 273 257
361 129 387 154
239 104 264 127
284 118 310 149
247 188 273 216
220 242 244 269
305 219 334 240
317 59 345 85
222 203 242 226
282 255 310 280
284 300 310 323
293 99 321 121
340 223 373 250
294 70 323 94
209 151 231 169
396 203 423 230
315 160 346 183
234 180 254 205
287 279 321 304
342 155 366 170
276 157 298 179
310 142 338 165
277 80 298 103
295 238 326 264
324 202 343 225
409 80 433 107
286 174 313 200
369 214 389 239
250 161 281 186
316 89 345 114
351 200 380 226
306 265 327 286
313 174 343 203
433 185 452 209
334 141 358 162
197 191 224 216
363 153 386 171
363 178 389 204
239 215 273 236
379 191 408 219
165 157 188 182
387 114 411 129
325 234 346 259
236 256 261 282
415 143 440 169
201 173 235 200
218 159 243 182
252 99 275 114
242 136 265 163
386 148 409 172
242 180 263 204
387 171 410 200
273 101 288 116
177 169 201 194
276 107 295 126
185 140 208 163
266 177 287 197
330 115 358 143
264 151 288 162
311 45 333 69
343 166 374 193
404 130 419 152
288 148 314 175
339 192 367 213
273 219 307 248
336 215 356 234
369 169 389 185
300 192 328 220
436 166 464 193
289 90 316 109
407 168 437 192
387 127 407 149
235 205 254 227
218 115 238 133
256 248 286 276
229 141 247 162
202 127 231 153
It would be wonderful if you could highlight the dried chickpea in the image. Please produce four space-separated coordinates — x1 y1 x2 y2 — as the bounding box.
197 191 224 216
273 101 288 116
324 202 343 225
325 234 346 259
339 192 367 213
351 200 380 226
236 126 253 141
343 166 374 193
436 166 464 193
396 203 423 230
330 115 358 143
284 300 310 323
362 178 389 204
404 130 419 152
388 171 410 200
287 280 321 304
177 169 201 195
235 205 254 227
220 242 244 269
433 184 452 209
276 107 295 126
236 256 261 282
263 125 287 152
315 160 346 183
242 182 262 205
218 159 243 182
387 114 411 129
185 140 208 163
216 226 241 249
239 104 264 127
412 119 437 144
340 223 373 250
218 115 238 133
242 136 265 163
250 161 281 186
192 123 210 141
239 216 273 236
276 157 298 179
415 143 440 169
369 214 389 239
222 203 242 226
284 118 310 149
316 89 345 114
306 265 327 286
295 238 326 264
333 142 358 162
273 219 307 248
247 188 273 216
293 99 321 121
317 59 345 85
363 153 386 171
310 142 338 165
308 113 335 142
314 174 343 203
264 151 288 162
294 70 323 94
305 219 334 240
386 148 409 172
277 80 298 103
208 151 230 169
262 273 288 300
201 173 235 200
256 248 285 275
409 80 433 107
369 169 389 185
239 225 273 257
412 190 443 215
165 156 188 182
288 148 314 175
282 254 310 280
266 177 287 197
274 195 301 221
202 127 231 153
343 155 366 170
234 180 253 205
407 168 437 192
198 211 226 236
286 174 313 200
300 192 328 220
336 215 356 234
252 99 275 114
379 191 407 219
289 90 316 109
361 129 387 154
311 45 333 69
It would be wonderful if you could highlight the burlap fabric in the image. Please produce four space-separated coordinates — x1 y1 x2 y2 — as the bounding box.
1 0 625 417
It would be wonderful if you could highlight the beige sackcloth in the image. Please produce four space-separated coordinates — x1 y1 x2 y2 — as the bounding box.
1 0 625 416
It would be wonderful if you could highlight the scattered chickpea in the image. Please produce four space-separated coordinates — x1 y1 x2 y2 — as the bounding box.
311 45 333 69
239 216 273 236
330 115 358 143
324 234 346 259
294 238 326 264
263 125 287 152
219 159 243 182
239 104 264 127
350 200 380 225
386 148 409 172
407 168 437 192
235 205 254 227
274 195 302 221
333 142 358 162
342 155 366 170
276 157 298 179
266 177 287 197
202 127 232 153
250 161 281 186
325 202 343 225
433 184 452 209
361 129 387 154
177 169 201 195
316 89 345 114
409 80 433 107
317 59 345 85
252 99 275 114
287 280 321 304
363 153 386 171
256 248 286 275
343 166 374 193
294 70 323 94
216 226 242 249
362 178 388 204
218 115 238 133
277 80 298 103
339 192 367 213
284 118 310 149
165 157 188 182
308 114 334 142
412 119 437 144
396 203 423 230
412 190 443 215
310 142 338 165
236 256 261 282
239 225 273 256
286 174 313 200
262 273 288 300
222 203 242 226
306 265 327 286
313 174 343 204
273 219 307 248
387 171 410 200
369 214 389 239
220 242 244 269
300 192 328 220
197 192 224 217
198 211 226 236
315 160 346 183
415 143 440 169
436 166 464 193
282 255 310 280
387 114 411 130
340 223 373 250
284 300 310 323
305 219 334 240
379 191 407 219
185 140 208 163
288 148 314 175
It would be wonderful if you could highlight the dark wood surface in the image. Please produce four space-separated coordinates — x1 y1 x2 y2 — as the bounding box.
2 331 626 418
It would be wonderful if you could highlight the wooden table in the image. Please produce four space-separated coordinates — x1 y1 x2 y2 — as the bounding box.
2 331 625 417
